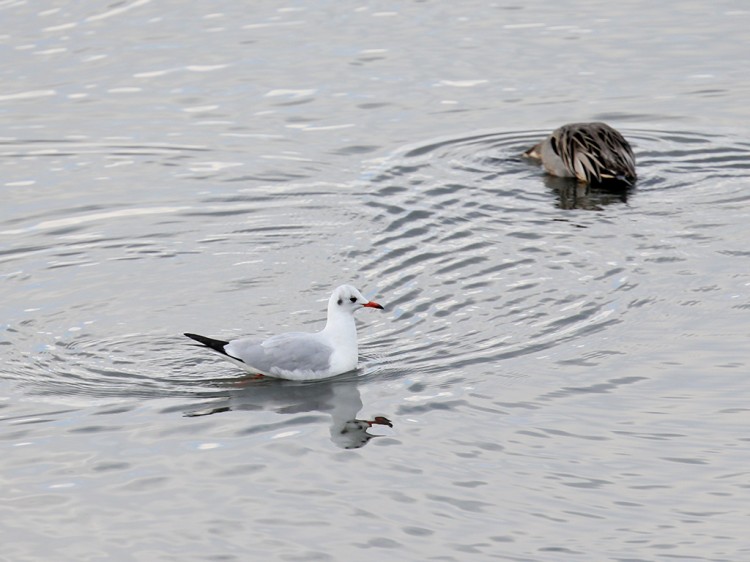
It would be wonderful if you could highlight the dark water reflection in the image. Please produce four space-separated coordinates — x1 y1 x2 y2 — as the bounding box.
541 175 632 210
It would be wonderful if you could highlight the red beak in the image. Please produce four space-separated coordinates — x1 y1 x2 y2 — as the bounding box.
363 301 384 310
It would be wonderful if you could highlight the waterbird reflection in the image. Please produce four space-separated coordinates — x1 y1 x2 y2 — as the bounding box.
184 374 392 449
543 175 632 210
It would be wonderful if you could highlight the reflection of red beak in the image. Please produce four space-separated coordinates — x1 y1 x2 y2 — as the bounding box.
367 416 392 427
363 301 384 310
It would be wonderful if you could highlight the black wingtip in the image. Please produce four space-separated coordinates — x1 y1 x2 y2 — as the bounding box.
184 332 230 355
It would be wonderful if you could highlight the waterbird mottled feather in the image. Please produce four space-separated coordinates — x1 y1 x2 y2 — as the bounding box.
524 122 636 184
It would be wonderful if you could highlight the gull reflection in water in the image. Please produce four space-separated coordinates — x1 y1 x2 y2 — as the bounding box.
184 374 392 449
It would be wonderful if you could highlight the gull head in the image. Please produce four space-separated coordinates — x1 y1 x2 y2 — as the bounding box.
329 284 384 317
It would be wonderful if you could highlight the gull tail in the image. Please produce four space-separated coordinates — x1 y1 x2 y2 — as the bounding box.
184 332 230 356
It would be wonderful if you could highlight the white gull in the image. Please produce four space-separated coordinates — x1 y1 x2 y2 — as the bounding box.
185 284 384 381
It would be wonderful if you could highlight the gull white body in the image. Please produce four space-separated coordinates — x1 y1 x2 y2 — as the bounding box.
185 284 383 381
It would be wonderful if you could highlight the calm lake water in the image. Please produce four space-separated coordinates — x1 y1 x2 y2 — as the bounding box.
2 1 750 561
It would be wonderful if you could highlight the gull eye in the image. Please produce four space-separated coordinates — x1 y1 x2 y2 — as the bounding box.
337 298 342 305
349 296 357 303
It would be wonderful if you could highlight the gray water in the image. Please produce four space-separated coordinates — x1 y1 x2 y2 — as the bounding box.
2 1 750 561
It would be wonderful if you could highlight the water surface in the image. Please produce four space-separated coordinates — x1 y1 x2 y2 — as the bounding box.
2 1 750 561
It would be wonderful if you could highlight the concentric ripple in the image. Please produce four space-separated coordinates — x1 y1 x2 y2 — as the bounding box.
4 127 749 408
355 128 750 379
